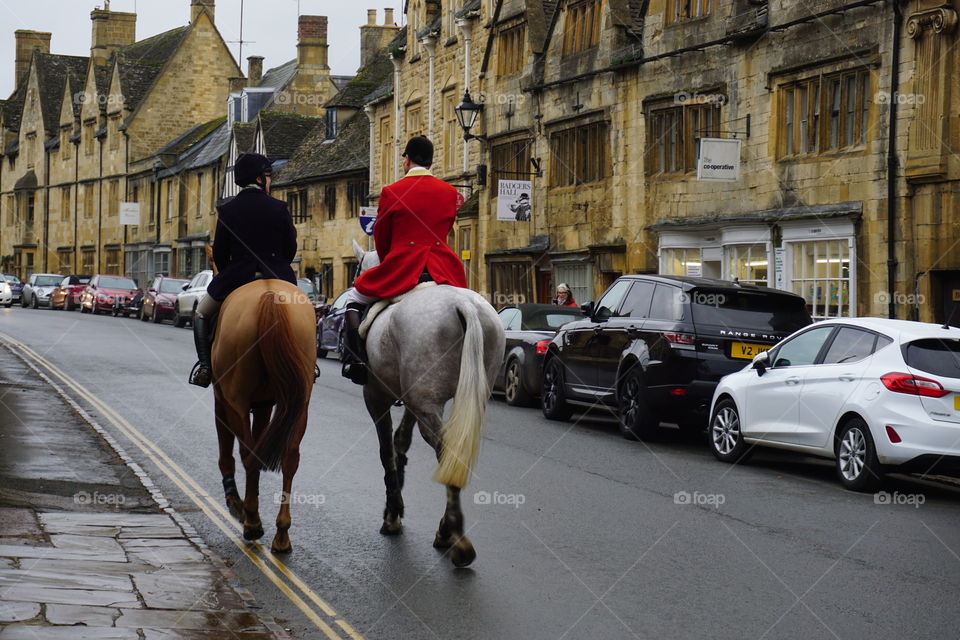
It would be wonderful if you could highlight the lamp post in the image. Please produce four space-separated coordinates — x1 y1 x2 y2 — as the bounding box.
455 89 485 141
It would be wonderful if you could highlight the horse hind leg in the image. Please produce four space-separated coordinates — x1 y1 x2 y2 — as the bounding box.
271 415 304 554
238 405 269 541
418 409 477 568
215 396 244 522
393 408 417 490
365 386 403 535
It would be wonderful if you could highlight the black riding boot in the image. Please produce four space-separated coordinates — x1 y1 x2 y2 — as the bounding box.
341 303 368 386
189 313 214 387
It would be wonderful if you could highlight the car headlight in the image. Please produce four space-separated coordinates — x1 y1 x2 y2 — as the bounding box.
0 283 9 295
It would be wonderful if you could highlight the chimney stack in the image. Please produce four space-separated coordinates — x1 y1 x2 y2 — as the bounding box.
90 6 136 66
297 15 329 70
247 56 263 85
191 0 215 23
385 7 395 25
229 76 247 93
359 9 400 69
14 30 51 87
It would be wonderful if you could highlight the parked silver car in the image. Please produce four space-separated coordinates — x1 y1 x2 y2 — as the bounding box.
21 273 64 309
174 270 212 328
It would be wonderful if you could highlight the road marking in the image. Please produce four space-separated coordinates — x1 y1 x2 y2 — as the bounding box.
1 333 365 640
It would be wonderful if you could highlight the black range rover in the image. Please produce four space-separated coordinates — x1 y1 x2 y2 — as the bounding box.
540 275 812 440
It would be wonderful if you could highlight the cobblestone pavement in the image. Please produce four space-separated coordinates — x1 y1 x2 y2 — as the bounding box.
0 350 284 639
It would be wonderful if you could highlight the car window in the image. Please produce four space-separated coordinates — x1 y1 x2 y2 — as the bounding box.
499 308 521 331
198 275 210 288
60 277 70 286
331 291 350 310
34 275 64 287
648 284 685 322
771 326 835 368
618 281 656 319
523 310 583 330
99 276 137 289
594 280 634 321
160 279 188 294
821 327 879 364
690 289 811 333
903 338 960 379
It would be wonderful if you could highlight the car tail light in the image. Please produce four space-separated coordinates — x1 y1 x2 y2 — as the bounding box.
670 388 687 396
664 332 695 345
885 426 902 443
880 372 949 398
535 340 551 355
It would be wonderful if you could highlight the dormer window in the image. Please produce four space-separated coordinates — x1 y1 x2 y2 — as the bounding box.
562 0 602 56
326 108 338 140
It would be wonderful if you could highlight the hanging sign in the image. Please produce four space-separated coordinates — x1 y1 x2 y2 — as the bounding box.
359 206 377 236
119 202 140 226
497 180 532 221
697 138 741 182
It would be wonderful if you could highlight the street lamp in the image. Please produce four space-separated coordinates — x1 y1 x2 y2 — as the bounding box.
455 89 485 141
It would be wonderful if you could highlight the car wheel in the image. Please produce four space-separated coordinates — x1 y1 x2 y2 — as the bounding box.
140 305 149 322
31 295 38 309
151 304 160 324
191 302 198 326
617 368 659 441
336 332 346 362
709 398 752 463
504 358 532 407
541 358 573 421
174 309 187 328
835 418 884 492
21 295 27 308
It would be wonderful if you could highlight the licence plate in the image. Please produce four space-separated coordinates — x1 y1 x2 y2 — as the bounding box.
954 396 960 411
730 342 772 360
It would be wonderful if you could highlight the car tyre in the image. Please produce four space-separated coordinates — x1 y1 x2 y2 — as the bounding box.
835 417 884 492
617 368 659 441
336 332 346 362
31 295 38 309
174 307 187 328
541 357 573 421
151 304 161 324
709 398 752 463
141 305 150 322
504 358 533 407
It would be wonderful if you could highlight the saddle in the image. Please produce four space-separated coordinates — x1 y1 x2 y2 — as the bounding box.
358 281 438 340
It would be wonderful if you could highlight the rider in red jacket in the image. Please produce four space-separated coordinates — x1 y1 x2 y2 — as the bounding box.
341 136 467 385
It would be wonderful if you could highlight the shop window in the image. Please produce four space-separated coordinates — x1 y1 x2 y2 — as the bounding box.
660 247 703 277
778 68 869 158
724 243 769 285
787 239 852 319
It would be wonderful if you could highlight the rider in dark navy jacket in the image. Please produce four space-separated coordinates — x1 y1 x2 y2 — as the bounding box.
189 153 298 387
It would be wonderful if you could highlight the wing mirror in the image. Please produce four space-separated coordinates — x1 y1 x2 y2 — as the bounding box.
181 283 190 291
752 350 770 376
580 301 595 318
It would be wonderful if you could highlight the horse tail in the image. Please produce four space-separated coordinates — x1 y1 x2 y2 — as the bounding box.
433 295 490 488
245 290 312 472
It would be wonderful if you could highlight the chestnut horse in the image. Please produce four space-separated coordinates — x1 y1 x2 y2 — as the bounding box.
211 279 316 553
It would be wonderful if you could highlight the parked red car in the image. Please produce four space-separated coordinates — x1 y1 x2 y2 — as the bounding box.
140 275 190 323
79 275 141 315
50 275 91 310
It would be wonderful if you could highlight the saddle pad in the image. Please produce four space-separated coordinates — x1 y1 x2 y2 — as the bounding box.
359 281 438 339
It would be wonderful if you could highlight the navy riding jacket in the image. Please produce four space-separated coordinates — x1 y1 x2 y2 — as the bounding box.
206 187 298 301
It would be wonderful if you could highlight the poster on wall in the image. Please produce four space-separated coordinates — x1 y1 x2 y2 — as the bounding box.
497 180 532 222
119 202 140 226
697 138 741 182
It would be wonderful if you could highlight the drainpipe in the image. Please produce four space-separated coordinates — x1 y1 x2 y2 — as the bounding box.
43 142 50 272
457 16 474 174
73 135 78 273
422 33 437 140
390 52 402 181
886 0 902 319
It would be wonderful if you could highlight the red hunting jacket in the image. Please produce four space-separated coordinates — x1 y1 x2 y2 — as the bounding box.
354 170 468 299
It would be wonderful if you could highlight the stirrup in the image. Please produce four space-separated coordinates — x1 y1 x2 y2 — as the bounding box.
189 361 212 388
342 362 368 386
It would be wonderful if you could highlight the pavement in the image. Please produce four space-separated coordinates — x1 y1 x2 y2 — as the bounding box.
1 306 960 640
0 349 284 639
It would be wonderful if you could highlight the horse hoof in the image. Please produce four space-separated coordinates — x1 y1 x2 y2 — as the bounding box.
380 520 403 536
243 524 264 541
433 532 454 549
449 541 477 568
226 495 244 522
271 541 292 554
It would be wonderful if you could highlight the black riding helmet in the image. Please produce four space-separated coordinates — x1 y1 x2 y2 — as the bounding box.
234 153 272 187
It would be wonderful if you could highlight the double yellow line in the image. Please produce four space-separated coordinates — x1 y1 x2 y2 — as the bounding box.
1 333 366 640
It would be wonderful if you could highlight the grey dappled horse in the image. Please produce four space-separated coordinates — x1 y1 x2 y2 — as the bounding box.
351 239 505 567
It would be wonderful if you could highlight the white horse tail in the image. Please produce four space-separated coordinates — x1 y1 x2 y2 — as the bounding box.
433 295 489 488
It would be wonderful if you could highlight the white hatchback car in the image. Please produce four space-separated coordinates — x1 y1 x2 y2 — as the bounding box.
173 270 213 328
709 318 960 491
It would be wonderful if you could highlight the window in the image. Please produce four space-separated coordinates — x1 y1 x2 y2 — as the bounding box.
443 90 459 175
491 138 532 193
779 69 869 158
81 249 95 274
84 123 95 156
380 116 393 183
318 261 334 300
406 102 423 138
666 0 709 23
166 182 173 221
649 284 685 321
499 307 521 329
289 190 310 223
105 248 120 274
149 183 156 225
550 122 608 186
154 251 169 277
58 250 72 274
661 247 702 277
344 259 359 287
109 117 120 151
25 192 35 225
108 180 119 217
903 338 960 378
787 239 852 319
61 186 71 221
324 186 337 220
83 185 94 219
646 101 721 175
618 280 656 318
724 243 769 285
594 279 633 320
771 326 835 368
491 261 533 307
347 182 368 218
62 130 72 161
562 0 602 55
195 173 205 218
497 24 526 75
326 108 338 140
821 327 878 365
553 262 592 305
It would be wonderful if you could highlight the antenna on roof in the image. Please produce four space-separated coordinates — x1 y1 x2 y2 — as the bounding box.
943 303 959 330
226 0 256 65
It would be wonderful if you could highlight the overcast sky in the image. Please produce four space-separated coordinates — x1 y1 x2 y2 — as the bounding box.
0 0 406 98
